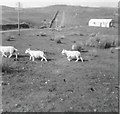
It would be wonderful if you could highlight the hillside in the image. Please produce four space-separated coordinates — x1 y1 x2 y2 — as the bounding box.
1 5 118 27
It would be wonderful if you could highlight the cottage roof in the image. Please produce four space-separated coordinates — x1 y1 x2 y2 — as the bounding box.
89 19 112 23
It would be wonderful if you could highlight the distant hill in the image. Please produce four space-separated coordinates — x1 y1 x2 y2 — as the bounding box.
1 5 118 27
0 5 15 11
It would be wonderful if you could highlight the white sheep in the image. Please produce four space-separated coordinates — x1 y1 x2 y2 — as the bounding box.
0 46 18 59
61 49 83 62
25 48 47 62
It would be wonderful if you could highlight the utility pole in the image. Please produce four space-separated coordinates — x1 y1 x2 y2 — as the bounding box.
60 11 65 28
55 18 58 28
17 2 20 36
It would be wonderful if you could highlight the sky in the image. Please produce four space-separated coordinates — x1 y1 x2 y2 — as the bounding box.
0 0 119 8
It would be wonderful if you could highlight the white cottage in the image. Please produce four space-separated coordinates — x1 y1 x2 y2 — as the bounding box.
88 19 113 28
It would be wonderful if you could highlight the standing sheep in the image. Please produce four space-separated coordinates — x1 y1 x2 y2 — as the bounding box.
25 48 47 62
61 49 83 62
0 46 18 59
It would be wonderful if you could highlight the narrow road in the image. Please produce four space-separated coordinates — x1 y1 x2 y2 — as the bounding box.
0 28 37 33
0 28 53 33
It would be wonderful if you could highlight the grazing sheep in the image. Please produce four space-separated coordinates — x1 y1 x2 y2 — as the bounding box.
61 49 83 62
0 46 18 59
25 48 47 62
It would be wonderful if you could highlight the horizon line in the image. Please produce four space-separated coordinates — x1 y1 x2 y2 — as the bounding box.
0 4 118 8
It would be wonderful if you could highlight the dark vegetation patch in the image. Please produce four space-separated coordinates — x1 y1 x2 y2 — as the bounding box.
50 35 65 44
1 23 30 30
40 33 47 37
71 42 84 51
1 61 26 74
6 35 15 41
86 35 118 49
55 39 62 44
69 32 84 36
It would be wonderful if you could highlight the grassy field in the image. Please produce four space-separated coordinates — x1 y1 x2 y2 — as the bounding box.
1 5 119 112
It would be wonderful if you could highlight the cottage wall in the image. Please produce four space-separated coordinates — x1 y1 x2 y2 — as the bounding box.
88 19 113 28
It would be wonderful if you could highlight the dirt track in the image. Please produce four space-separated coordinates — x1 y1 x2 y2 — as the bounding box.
1 27 118 112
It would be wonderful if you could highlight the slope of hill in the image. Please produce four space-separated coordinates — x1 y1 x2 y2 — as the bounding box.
1 5 118 27
1 5 15 11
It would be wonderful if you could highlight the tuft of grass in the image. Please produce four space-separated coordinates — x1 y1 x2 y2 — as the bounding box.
69 32 84 36
98 39 114 49
40 32 47 37
80 33 84 36
1 60 26 74
53 35 64 44
86 35 117 49
6 35 15 41
72 42 84 51
55 39 62 44
89 49 98 57
1 62 14 74
86 37 100 48
50 38 54 41
54 35 65 39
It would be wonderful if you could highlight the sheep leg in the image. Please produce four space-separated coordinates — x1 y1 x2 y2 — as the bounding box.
32 57 35 61
2 52 7 58
75 57 79 62
67 56 71 61
15 53 18 59
41 58 43 61
43 56 47 62
80 57 83 62
29 56 32 60
8 53 12 58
